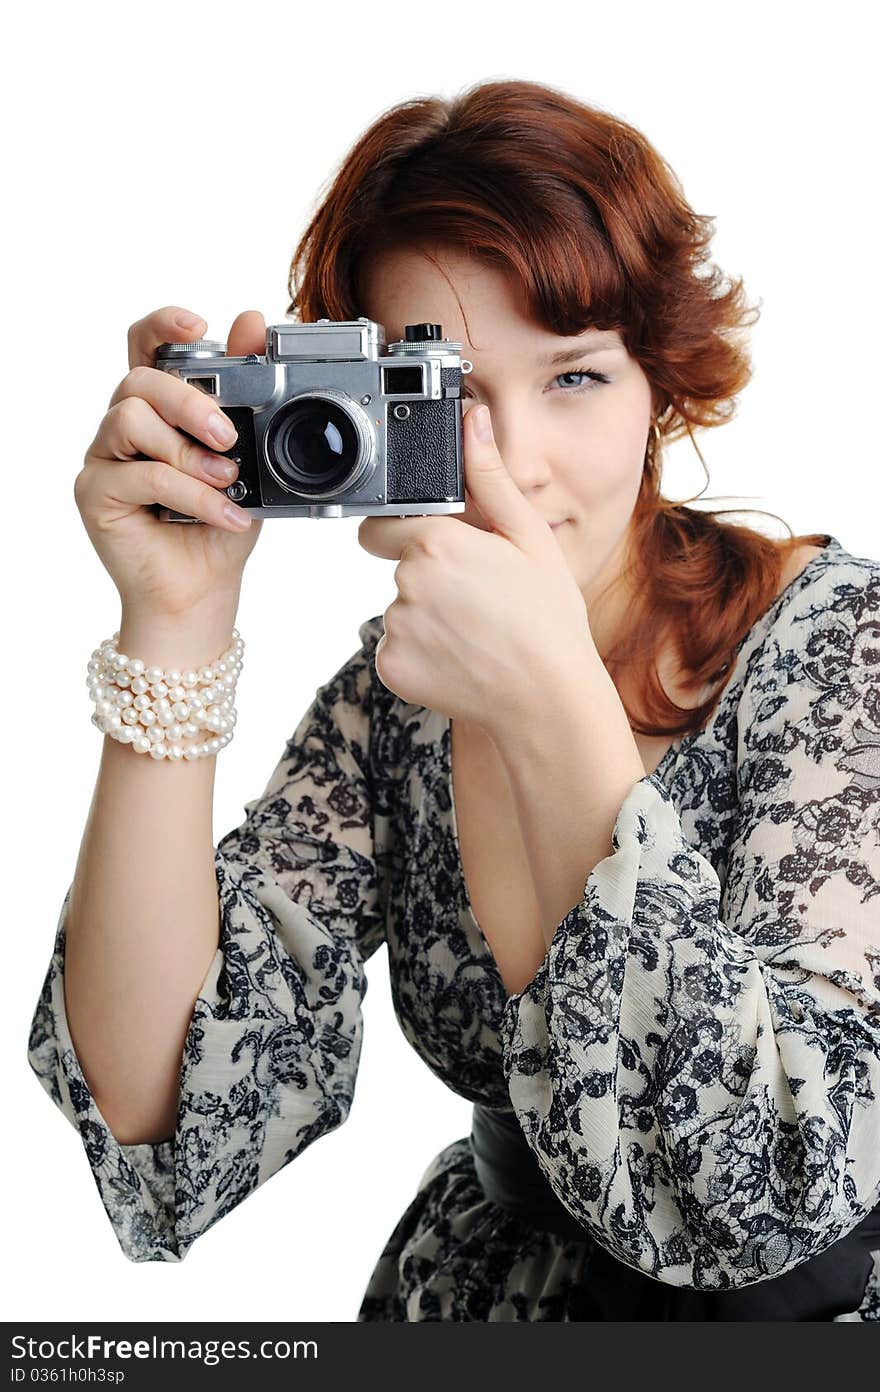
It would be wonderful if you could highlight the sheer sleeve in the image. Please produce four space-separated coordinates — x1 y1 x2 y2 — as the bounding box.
27 614 386 1263
500 568 880 1289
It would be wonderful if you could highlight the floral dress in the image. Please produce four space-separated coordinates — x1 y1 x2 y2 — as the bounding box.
27 533 880 1320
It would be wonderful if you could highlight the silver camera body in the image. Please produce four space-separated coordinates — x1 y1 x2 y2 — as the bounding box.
153 317 473 521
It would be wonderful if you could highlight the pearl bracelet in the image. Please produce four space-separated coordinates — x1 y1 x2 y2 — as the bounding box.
87 628 244 761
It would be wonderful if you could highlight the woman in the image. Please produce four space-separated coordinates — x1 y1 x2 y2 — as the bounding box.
28 78 880 1320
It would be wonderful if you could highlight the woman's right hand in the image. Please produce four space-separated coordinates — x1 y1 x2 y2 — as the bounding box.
75 306 267 622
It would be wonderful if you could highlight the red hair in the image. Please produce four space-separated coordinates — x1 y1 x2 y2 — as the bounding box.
286 78 827 738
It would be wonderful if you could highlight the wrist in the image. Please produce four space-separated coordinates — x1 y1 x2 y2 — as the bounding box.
118 603 240 671
482 642 608 749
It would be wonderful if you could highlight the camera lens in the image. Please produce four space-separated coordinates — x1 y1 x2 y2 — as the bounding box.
266 397 362 494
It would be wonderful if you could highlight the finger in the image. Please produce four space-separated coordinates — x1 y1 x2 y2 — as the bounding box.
357 514 452 560
226 309 266 358
127 306 208 371
93 391 241 499
81 453 252 533
106 365 240 460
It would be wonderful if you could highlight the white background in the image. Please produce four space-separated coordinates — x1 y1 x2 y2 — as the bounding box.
5 0 876 1323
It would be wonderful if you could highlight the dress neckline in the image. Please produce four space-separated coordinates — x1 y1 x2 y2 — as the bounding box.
650 533 840 780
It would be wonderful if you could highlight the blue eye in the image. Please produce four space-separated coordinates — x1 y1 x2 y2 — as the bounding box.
461 366 611 402
554 368 610 394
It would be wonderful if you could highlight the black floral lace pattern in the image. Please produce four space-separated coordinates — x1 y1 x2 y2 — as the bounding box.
27 535 880 1320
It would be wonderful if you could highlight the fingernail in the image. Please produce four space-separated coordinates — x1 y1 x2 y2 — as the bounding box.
208 412 237 446
176 311 205 330
223 502 252 529
204 456 236 481
473 406 493 442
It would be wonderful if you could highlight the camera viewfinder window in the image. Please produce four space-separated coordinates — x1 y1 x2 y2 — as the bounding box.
382 365 424 395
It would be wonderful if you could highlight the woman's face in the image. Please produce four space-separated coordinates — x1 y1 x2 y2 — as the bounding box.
358 244 656 657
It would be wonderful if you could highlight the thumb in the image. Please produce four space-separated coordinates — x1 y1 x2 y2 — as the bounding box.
463 404 543 551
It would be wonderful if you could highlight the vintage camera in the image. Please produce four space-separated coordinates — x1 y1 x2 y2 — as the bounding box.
152 318 473 521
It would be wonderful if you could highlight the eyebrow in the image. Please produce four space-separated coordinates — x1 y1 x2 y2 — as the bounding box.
537 336 622 366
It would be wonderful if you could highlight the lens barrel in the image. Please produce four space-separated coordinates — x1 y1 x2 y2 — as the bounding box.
265 396 363 495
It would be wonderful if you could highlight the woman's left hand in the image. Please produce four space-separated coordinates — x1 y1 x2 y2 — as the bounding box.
357 404 598 731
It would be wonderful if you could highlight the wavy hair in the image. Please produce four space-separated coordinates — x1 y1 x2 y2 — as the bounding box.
285 78 827 738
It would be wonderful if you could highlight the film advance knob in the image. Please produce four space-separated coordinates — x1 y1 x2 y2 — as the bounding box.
404 323 442 341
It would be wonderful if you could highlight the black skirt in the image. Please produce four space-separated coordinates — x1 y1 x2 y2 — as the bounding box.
470 1104 880 1321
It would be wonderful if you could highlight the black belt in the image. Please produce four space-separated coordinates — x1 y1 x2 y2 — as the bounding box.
470 1103 880 1320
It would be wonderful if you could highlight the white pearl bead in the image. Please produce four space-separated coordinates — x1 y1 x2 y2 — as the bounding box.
91 630 239 761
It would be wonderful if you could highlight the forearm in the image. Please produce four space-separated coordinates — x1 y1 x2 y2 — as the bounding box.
64 608 234 1144
486 649 646 950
